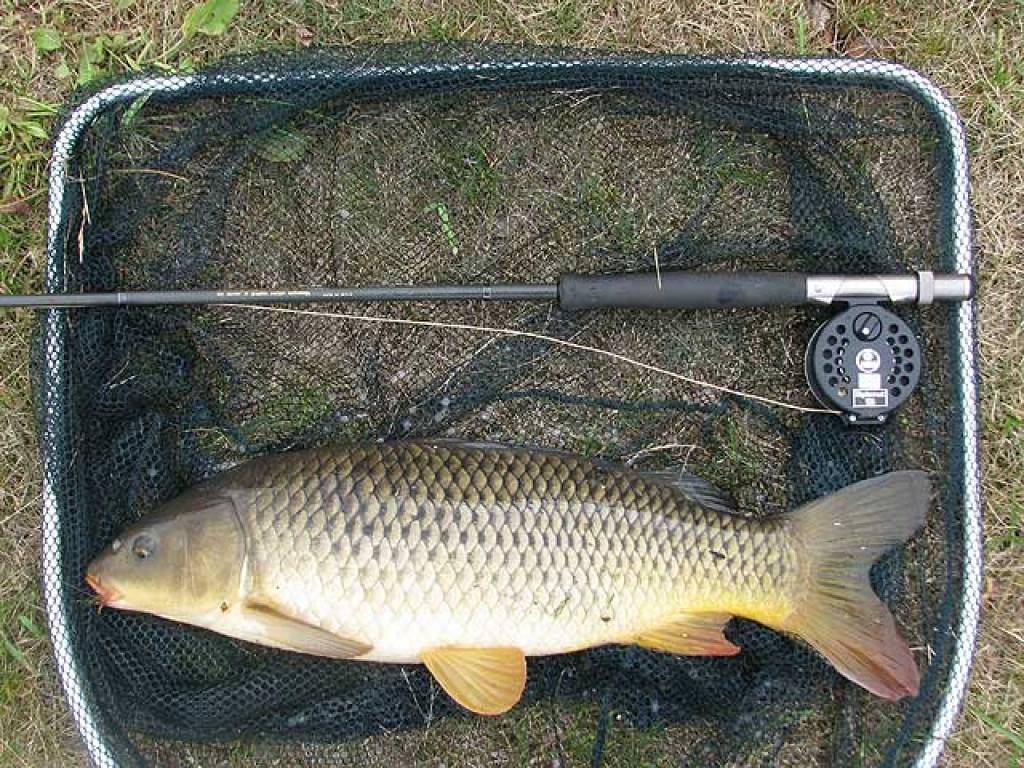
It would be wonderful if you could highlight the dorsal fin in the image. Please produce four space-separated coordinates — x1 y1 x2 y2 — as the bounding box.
639 470 737 514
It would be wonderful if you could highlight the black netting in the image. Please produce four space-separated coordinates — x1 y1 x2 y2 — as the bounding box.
35 46 976 768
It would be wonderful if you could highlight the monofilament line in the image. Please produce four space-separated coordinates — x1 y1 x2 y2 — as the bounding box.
221 304 838 415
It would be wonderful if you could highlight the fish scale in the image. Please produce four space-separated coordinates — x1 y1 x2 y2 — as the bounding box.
219 442 797 663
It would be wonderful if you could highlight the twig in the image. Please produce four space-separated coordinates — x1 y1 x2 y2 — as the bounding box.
110 168 190 182
624 442 699 467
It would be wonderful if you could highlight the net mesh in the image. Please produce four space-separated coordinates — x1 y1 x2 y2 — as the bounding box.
35 46 975 768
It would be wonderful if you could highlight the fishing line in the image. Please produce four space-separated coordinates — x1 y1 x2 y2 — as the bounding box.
219 303 838 415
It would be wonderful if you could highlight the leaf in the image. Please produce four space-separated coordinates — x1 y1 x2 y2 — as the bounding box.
77 57 101 86
77 39 108 86
182 0 240 39
18 615 43 639
86 37 107 61
55 59 73 80
32 27 62 53
1 637 31 671
793 13 809 55
972 710 1024 753
115 0 137 10
122 92 152 129
19 121 48 140
433 203 459 256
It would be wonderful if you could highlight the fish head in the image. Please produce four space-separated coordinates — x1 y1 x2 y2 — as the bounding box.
86 491 245 621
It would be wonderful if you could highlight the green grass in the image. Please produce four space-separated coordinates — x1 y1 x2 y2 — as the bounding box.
237 386 336 443
970 709 1024 761
441 136 501 209
0 1 1022 767
581 173 641 251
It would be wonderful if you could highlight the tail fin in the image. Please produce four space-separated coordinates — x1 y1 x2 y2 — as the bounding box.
780 471 930 700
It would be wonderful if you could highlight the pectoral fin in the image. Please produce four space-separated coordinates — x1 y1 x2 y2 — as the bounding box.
227 601 372 659
634 612 740 656
420 646 527 715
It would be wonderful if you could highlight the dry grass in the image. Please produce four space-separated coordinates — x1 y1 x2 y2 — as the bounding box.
0 0 1021 766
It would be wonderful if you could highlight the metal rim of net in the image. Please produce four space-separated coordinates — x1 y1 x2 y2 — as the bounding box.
38 52 982 768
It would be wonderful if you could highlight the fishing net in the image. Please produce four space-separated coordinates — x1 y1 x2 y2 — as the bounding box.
35 46 980 768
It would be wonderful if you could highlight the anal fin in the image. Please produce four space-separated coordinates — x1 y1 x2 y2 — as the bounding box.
634 612 740 656
420 646 526 716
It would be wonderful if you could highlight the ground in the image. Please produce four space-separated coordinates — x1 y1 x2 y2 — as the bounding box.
0 1 1021 766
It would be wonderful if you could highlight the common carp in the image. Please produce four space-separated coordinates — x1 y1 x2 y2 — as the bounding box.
86 441 927 714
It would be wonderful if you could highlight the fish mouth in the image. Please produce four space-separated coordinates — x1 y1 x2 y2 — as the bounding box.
85 572 123 608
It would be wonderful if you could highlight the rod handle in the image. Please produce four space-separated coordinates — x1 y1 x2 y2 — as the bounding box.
558 271 807 311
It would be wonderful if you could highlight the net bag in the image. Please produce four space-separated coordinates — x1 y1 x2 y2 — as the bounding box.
35 46 982 768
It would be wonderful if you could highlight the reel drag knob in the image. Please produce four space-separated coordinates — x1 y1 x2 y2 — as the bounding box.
805 305 922 425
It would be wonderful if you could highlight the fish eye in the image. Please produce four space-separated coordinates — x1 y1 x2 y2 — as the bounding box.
132 534 156 560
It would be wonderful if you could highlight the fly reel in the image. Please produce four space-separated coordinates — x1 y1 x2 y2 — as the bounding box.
805 303 922 425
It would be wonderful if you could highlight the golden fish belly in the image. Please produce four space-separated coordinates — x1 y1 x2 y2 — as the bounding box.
234 442 798 663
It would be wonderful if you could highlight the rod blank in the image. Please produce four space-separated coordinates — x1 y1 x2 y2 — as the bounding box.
0 284 559 309
0 271 973 311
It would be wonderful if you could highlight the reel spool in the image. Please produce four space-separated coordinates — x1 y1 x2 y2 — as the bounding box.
805 303 922 425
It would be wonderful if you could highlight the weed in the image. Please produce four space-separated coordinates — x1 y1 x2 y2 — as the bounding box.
0 98 58 201
852 4 882 30
582 174 640 250
793 11 809 55
714 417 766 488
426 10 463 42
970 709 1024 758
30 28 61 54
182 0 240 40
551 0 585 42
920 30 951 59
430 202 460 257
987 501 1023 550
583 174 621 216
568 430 609 458
988 29 1018 91
238 386 336 442
442 137 500 208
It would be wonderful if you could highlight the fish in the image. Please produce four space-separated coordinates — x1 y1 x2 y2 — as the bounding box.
86 440 928 715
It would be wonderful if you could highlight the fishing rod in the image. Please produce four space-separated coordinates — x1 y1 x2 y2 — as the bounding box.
1 269 974 425
0 270 970 310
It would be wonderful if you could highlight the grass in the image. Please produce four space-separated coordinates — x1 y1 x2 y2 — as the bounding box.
0 0 1021 766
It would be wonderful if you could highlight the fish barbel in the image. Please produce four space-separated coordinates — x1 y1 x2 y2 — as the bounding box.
86 441 927 714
